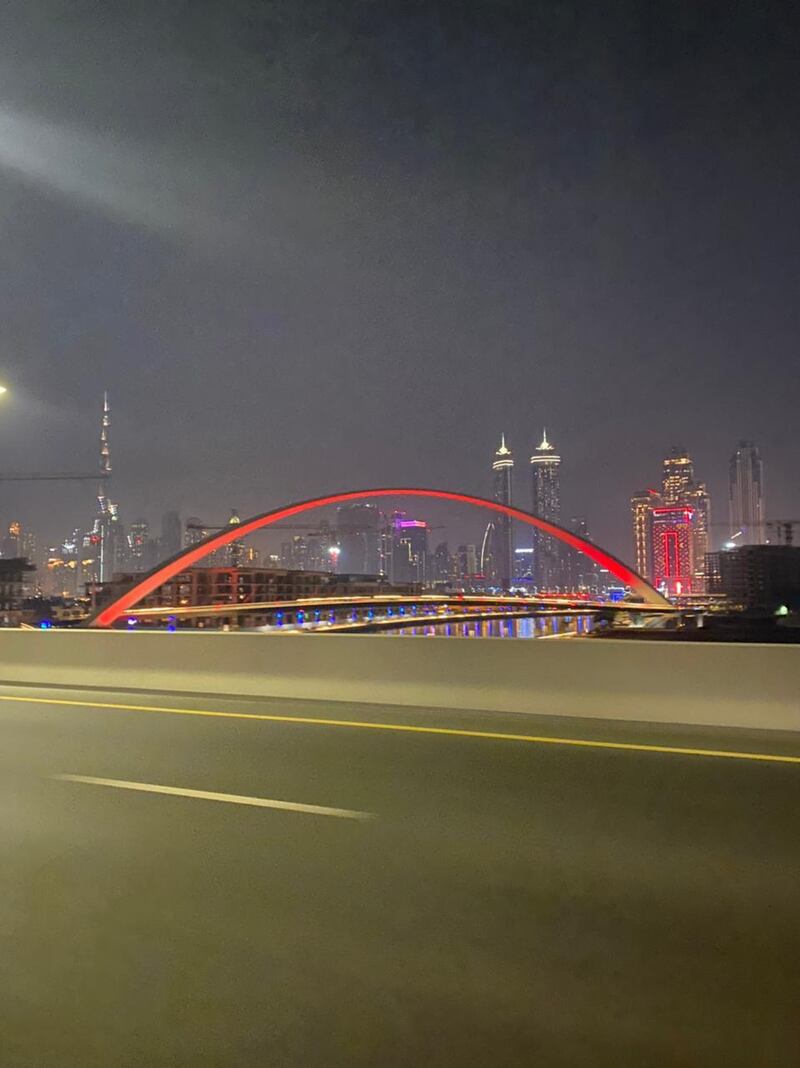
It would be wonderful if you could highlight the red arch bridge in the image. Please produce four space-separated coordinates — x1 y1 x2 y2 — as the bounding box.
90 488 673 629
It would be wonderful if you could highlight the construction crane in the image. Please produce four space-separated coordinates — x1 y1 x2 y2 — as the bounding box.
709 519 799 546
186 520 445 532
0 473 109 482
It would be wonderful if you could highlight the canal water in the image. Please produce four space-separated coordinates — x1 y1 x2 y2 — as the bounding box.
383 615 594 639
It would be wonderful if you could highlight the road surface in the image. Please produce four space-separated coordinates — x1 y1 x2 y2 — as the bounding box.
2 682 799 1067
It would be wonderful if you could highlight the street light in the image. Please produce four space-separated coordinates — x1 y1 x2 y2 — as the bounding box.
0 385 8 395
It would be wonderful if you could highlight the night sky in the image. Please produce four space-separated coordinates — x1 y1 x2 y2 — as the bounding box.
0 1 798 559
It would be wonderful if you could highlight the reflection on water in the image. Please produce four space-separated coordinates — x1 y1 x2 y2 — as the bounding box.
384 615 594 639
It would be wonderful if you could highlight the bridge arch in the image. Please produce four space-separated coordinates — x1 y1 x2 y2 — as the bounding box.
90 488 669 627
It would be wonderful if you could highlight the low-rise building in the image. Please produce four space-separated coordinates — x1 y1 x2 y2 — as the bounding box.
91 566 418 627
706 545 800 611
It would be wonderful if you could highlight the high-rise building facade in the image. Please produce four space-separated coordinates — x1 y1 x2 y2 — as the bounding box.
491 435 514 589
1 521 22 558
128 520 149 571
127 519 166 572
431 542 451 587
729 441 766 544
630 489 661 582
100 503 128 577
92 393 128 581
184 517 225 567
652 505 695 597
662 446 694 503
336 503 380 574
304 522 337 572
685 482 711 593
455 544 479 585
661 446 710 592
391 515 428 585
566 516 602 593
160 511 183 560
632 447 712 595
0 521 37 577
185 517 208 547
225 510 246 567
530 429 562 590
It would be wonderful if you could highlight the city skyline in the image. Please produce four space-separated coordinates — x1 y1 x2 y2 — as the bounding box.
2 392 794 567
1 397 788 595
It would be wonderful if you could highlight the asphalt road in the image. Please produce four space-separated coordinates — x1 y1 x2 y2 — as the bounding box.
2 683 799 1067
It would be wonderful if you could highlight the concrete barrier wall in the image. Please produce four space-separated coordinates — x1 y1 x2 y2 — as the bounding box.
0 630 798 731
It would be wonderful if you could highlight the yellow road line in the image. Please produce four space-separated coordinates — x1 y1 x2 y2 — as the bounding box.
52 775 372 820
1 692 799 766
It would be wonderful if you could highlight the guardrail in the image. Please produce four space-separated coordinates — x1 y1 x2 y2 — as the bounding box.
0 630 797 731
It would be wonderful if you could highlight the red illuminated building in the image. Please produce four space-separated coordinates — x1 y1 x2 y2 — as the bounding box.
652 506 695 597
630 447 711 596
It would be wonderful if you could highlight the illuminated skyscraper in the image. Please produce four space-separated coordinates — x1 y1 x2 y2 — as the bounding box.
661 446 711 592
491 434 514 589
567 516 602 593
729 441 766 544
90 393 129 580
630 489 661 582
128 520 149 571
685 482 711 592
632 447 711 596
456 544 479 585
391 513 428 584
1 521 22 558
185 518 207 546
105 504 128 576
530 429 562 589
225 510 246 567
662 446 694 502
98 391 111 495
95 392 114 581
652 505 695 597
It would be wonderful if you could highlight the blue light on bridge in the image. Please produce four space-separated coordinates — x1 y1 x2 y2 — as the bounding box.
39 620 52 629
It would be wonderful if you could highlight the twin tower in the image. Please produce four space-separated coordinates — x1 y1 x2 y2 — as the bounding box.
490 433 563 591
